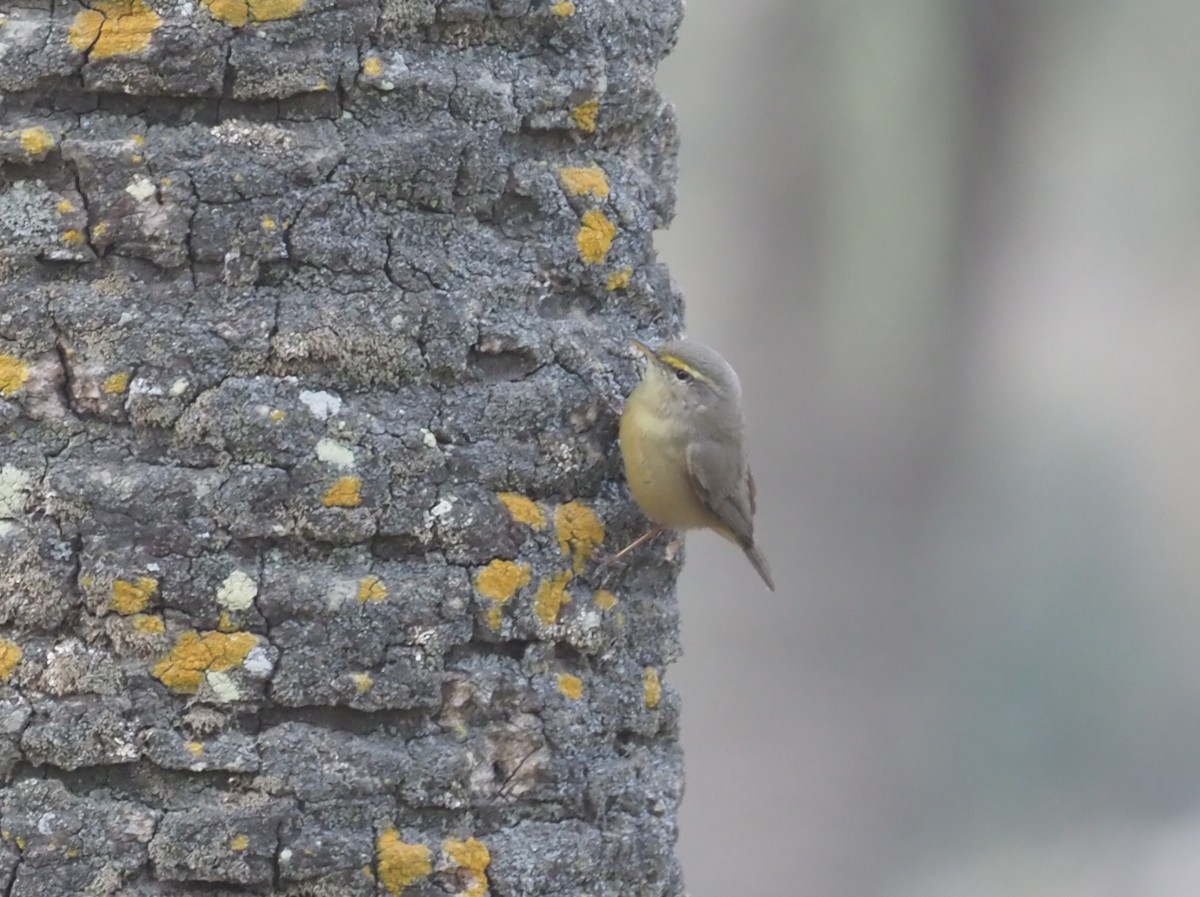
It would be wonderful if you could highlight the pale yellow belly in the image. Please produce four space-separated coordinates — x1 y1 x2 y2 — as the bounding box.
619 397 717 529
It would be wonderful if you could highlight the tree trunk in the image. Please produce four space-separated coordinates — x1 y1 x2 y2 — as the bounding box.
0 1 684 894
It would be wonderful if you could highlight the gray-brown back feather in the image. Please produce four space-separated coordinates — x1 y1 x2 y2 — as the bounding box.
686 441 775 590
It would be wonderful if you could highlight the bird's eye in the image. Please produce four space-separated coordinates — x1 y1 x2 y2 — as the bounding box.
674 368 692 382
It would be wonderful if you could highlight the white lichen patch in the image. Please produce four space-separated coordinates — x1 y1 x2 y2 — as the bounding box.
299 389 341 419
169 377 189 396
0 465 33 517
315 438 356 469
124 176 157 201
204 670 241 702
420 427 438 449
242 646 274 678
216 570 257 611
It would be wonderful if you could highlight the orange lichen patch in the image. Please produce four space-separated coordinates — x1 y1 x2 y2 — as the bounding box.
550 0 576 15
19 127 55 157
230 834 249 852
357 575 388 603
643 667 661 709
533 571 572 626
443 838 490 897
594 589 618 611
201 0 306 26
575 210 616 264
131 613 165 634
111 576 158 615
351 672 374 694
557 164 609 199
362 55 383 77
571 98 599 133
102 371 130 395
68 0 162 59
0 355 30 396
186 741 204 756
61 229 85 245
554 501 605 572
377 829 431 896
151 630 257 694
497 493 545 530
556 673 583 701
0 637 22 682
606 266 633 291
322 475 362 508
475 560 530 603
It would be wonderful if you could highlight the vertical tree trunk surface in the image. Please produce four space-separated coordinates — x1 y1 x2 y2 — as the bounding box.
0 0 685 894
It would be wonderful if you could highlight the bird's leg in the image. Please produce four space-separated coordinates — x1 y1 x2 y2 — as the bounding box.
595 525 667 566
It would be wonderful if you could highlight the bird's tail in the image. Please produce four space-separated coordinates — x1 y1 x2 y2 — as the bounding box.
742 542 775 592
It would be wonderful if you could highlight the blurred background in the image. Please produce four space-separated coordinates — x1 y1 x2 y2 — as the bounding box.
654 2 1200 896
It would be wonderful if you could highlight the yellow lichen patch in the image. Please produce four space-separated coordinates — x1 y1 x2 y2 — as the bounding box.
377 829 431 896
357 575 388 603
230 834 249 852
497 493 545 530
131 134 145 146
61 229 85 245
606 266 633 291
111 576 158 615
132 613 165 634
484 606 503 632
557 164 609 199
550 0 576 15
475 560 531 603
201 0 306 27
260 215 277 231
68 0 162 59
571 98 599 133
362 55 383 77
186 741 204 756
444 838 490 897
91 222 109 238
556 673 583 701
575 210 616 264
351 672 374 694
533 571 572 626
102 371 130 395
268 408 286 422
19 127 55 157
0 355 30 396
217 611 235 632
322 475 362 508
643 667 661 709
151 630 257 695
594 589 618 611
0 638 22 682
56 199 75 214
554 501 605 572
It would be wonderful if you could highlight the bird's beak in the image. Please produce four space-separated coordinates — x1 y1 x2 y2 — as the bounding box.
629 338 655 360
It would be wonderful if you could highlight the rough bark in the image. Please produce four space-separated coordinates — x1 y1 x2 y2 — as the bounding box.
0 1 685 894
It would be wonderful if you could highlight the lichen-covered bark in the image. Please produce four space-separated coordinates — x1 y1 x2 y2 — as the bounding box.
0 1 685 894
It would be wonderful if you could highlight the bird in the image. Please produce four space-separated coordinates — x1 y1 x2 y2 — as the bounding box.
607 338 774 590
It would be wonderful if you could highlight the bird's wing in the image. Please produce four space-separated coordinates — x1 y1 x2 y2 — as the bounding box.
686 440 755 546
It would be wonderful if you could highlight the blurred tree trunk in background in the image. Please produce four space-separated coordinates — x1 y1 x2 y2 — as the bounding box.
0 1 686 894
